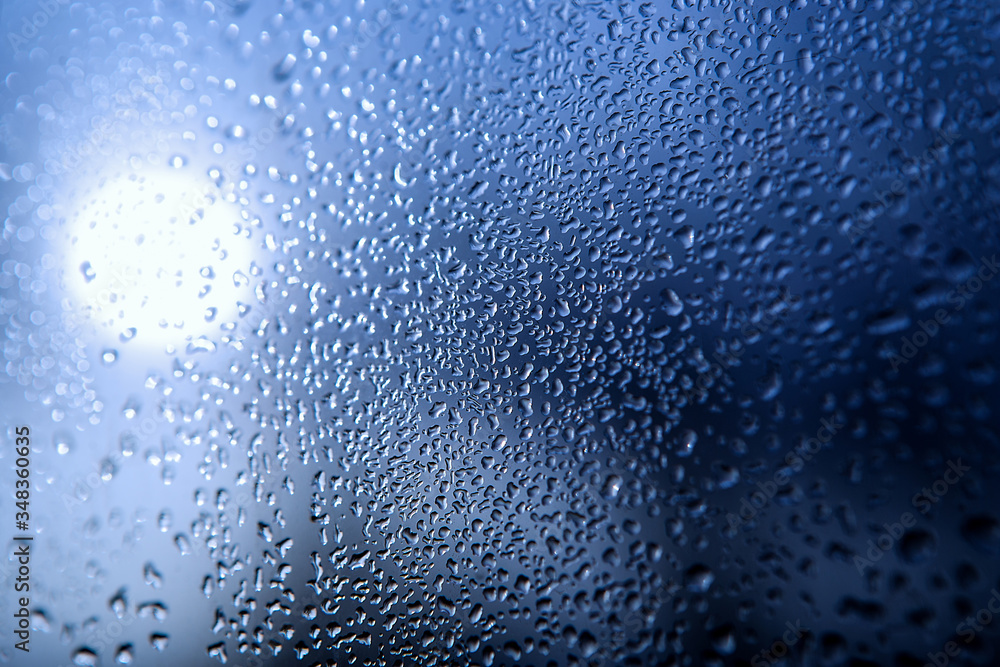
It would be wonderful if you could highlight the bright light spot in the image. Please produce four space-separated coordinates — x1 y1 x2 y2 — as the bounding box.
59 168 256 348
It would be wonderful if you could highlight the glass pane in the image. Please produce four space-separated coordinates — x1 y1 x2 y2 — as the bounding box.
2 1 999 665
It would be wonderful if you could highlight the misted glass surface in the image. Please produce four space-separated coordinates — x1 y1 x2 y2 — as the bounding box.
2 0 1000 665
